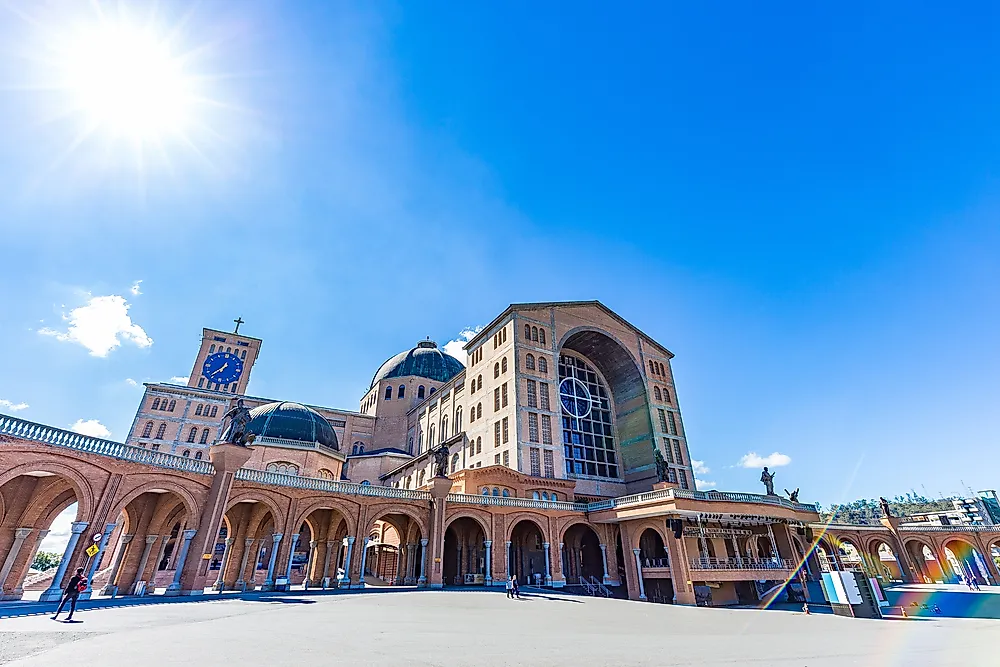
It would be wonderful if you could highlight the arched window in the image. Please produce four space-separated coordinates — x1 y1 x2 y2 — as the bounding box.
195 405 203 416
418 428 424 450
352 444 357 454
266 462 300 476
430 387 436 395
539 329 546 345
501 357 507 373
541 492 549 500
227 347 232 353
502 489 510 497
142 421 153 438
494 362 500 378
442 415 449 440
531 327 538 342
429 425 436 445
210 406 218 417
664 388 671 403
187 427 197 443
451 453 459 473
492 487 500 496
538 357 548 374
654 386 662 401
398 385 405 399
476 403 482 419
353 442 365 454
477 375 483 390
194 451 203 460
476 436 482 454
483 487 490 496
200 429 210 444
418 385 425 399
417 471 425 487
168 400 176 412
533 491 540 500
659 363 665 376
318 468 334 480
150 444 160 452
649 360 655 375
524 324 531 340
385 386 393 400
526 354 535 371
241 350 247 360
210 344 216 353
560 352 619 478
155 423 166 439
455 407 463 432
152 398 160 410
408 436 414 453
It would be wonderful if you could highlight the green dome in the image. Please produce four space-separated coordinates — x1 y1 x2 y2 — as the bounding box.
246 401 339 450
371 340 464 389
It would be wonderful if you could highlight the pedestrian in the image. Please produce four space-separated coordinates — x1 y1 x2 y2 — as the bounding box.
52 567 87 622
505 574 514 599
512 575 520 600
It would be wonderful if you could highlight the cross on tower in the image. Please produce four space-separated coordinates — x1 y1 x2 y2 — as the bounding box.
233 317 245 334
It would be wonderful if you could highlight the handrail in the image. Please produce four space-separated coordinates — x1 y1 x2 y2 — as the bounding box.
447 493 586 511
0 414 215 475
583 488 818 513
235 468 432 500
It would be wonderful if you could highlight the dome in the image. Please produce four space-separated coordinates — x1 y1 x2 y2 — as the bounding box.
371 340 464 389
245 401 339 451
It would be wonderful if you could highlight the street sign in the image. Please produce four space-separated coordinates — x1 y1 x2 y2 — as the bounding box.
85 544 100 557
92 534 103 542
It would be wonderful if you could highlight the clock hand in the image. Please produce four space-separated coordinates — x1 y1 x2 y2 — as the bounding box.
210 363 229 377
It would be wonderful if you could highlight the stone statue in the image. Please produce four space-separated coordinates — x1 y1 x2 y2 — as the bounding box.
220 399 255 447
785 488 799 503
760 467 776 495
879 496 893 518
433 444 450 478
654 447 668 483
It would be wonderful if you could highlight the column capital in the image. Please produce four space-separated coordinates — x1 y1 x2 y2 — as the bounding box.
271 532 283 543
506 540 512 547
347 535 356 544
484 540 493 547
290 533 301 544
121 534 135 544
146 535 160 544
245 537 255 547
182 529 198 540
420 538 428 546
224 537 235 546
13 528 33 539
543 542 550 549
599 543 607 551
558 542 564 550
632 548 641 555
309 540 318 548
70 522 90 534
36 529 50 539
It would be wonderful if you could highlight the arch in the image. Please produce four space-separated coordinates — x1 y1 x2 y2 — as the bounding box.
384 386 393 400
362 504 429 541
418 385 425 399
444 511 491 537
444 515 488 586
508 515 548 585
525 354 535 371
107 476 202 531
224 490 287 532
504 513 549 542
291 497 360 538
398 385 405 399
0 459 97 523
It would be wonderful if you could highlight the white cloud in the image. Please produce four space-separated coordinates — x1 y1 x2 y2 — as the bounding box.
738 451 792 468
40 294 152 357
38 504 76 554
0 399 29 412
696 479 718 490
125 378 139 387
443 326 484 366
130 280 143 296
691 459 710 475
69 419 111 438
169 376 190 384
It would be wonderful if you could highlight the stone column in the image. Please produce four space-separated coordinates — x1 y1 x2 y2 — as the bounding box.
80 522 117 599
131 535 159 595
262 533 283 591
213 538 235 591
322 540 335 587
394 546 404 585
358 537 370 587
164 529 197 596
340 536 355 587
39 522 89 602
666 527 696 605
237 538 255 590
11 529 50 599
405 543 416 584
599 543 610 584
151 534 172 589
505 541 511 579
100 534 134 596
303 540 318 588
543 542 552 586
0 528 33 596
484 540 493 586
283 533 300 586
632 548 647 600
426 476 453 588
418 538 428 585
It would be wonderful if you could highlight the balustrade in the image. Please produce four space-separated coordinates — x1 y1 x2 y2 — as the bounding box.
688 556 793 571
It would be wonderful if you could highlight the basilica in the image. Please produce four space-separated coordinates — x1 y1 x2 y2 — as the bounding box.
2 301 995 609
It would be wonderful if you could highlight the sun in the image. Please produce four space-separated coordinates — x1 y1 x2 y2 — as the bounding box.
64 21 193 140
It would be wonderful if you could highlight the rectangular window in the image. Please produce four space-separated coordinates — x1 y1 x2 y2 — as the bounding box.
495 453 501 464
502 382 508 408
540 383 550 411
526 380 537 408
663 437 675 463
502 416 509 444
541 415 552 445
495 421 501 447
678 469 688 489
673 439 684 465
530 447 541 476
658 409 668 432
494 388 501 412
528 413 539 443
668 412 678 435
667 467 677 483
543 450 554 478
503 450 510 467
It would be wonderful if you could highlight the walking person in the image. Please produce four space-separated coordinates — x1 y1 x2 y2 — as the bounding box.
511 574 520 600
505 574 514 599
52 567 87 622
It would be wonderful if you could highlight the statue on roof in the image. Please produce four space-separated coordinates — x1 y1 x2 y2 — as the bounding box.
433 444 450 478
220 399 255 447
785 488 800 503
760 467 776 495
879 497 893 518
654 447 668 483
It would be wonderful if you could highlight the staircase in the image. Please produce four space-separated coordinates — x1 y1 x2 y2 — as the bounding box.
580 576 612 598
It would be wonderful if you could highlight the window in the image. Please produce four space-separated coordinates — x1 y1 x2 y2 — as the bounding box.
385 386 393 400
194 451 203 460
664 388 671 403
673 439 684 465
502 487 509 497
539 329 545 345
493 333 498 349
442 415 449 440
318 468 334 480
151 444 159 452
456 407 463 432
492 487 500 496
678 469 689 490
527 380 537 408
429 425 436 445
476 437 482 454
668 412 678 435
470 379 475 395
502 417 509 444
408 436 414 454
525 353 535 371
524 324 531 340
559 353 619 479
654 386 662 401
152 398 160 410
200 429 210 444
168 400 176 412
502 383 508 408
470 407 475 423
663 437 675 463
528 413 539 442
541 492 549 501
451 453 459 473
667 467 677 483
477 375 483 391
531 326 538 342
501 357 507 373
543 450 555 478
494 421 501 447
266 462 300 476
418 385 425 399
494 362 500 379
211 406 218 417
469 439 475 455
155 423 166 439
495 454 501 465
538 357 548 374
540 383 550 410
198 378 204 388
658 409 668 432
541 415 553 445
649 360 655 375
659 363 665 376
210 344 216 353
477 403 482 419
494 387 501 412
483 487 490 496
398 385 405 399
532 491 540 500
182 450 190 458
430 387 436 395
502 326 507 344
502 450 509 467
142 421 153 438
195 405 203 416
187 427 197 443
530 448 541 476
241 349 247 360
417 471 425 487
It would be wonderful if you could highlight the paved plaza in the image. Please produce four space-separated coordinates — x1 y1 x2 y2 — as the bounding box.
0 590 996 666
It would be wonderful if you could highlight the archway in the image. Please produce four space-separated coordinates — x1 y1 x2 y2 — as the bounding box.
904 540 944 583
443 517 487 586
363 511 425 586
509 519 546 586
943 539 990 586
219 500 279 591
868 540 903 582
638 528 668 568
562 523 604 583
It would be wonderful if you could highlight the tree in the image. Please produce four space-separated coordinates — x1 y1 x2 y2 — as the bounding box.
821 495 955 525
32 551 61 571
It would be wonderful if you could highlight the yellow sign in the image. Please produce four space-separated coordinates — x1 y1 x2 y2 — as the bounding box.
85 544 100 557
202 553 212 560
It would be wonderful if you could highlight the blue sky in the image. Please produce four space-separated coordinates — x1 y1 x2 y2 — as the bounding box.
1 1 998 508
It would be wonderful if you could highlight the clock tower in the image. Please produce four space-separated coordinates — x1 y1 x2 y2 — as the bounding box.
186 324 263 396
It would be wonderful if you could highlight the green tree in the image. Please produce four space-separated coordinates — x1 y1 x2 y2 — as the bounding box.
32 551 61 571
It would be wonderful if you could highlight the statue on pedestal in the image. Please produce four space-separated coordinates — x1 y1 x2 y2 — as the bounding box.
654 448 668 483
760 467 776 495
220 399 255 447
433 445 450 478
785 488 800 503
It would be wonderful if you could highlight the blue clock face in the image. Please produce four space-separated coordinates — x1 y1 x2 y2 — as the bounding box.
202 352 244 385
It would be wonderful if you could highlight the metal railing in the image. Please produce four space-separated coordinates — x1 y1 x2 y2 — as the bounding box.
251 435 343 458
235 469 432 500
641 556 670 569
0 414 215 475
688 557 793 571
446 493 586 511
583 488 818 513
